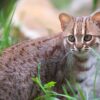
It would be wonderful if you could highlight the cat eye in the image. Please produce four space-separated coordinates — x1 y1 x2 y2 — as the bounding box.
84 35 92 42
67 35 75 42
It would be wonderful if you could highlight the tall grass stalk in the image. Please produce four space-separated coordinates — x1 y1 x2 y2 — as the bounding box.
0 1 16 52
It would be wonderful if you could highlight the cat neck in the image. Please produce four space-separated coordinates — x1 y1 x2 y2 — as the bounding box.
72 51 96 71
70 51 97 83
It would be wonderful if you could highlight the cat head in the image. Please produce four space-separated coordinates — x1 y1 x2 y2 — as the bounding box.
59 10 100 55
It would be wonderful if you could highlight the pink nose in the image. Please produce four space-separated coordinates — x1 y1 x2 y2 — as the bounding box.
75 43 83 50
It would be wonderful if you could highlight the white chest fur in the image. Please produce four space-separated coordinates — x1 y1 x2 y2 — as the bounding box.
73 54 100 98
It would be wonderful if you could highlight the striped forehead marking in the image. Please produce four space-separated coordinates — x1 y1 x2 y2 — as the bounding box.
74 17 86 36
82 17 87 35
74 18 77 35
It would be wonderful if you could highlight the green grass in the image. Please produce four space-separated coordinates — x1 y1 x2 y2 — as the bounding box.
0 0 17 52
32 64 77 100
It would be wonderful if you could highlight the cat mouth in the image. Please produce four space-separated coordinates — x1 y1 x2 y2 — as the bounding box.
71 49 89 58
71 49 89 54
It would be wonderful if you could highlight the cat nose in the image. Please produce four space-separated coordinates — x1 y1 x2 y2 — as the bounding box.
75 43 83 51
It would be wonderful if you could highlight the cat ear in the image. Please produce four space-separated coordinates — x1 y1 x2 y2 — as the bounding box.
59 13 73 31
91 10 100 21
91 10 100 28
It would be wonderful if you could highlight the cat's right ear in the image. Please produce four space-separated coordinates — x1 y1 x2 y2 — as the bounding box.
59 13 73 31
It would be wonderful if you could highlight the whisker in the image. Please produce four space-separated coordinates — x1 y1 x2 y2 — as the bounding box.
71 49 75 51
89 47 100 59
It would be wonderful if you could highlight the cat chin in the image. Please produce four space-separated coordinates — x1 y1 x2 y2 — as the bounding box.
73 50 89 58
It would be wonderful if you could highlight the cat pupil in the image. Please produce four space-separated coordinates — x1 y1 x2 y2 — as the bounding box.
68 35 75 42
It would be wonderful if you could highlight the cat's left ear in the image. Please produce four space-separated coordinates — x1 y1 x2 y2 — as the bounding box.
91 10 100 28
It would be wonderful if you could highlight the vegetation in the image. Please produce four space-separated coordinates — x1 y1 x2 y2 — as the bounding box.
92 0 99 11
0 0 17 52
32 64 77 100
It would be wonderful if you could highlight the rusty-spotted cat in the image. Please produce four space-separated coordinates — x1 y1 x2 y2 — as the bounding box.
0 10 100 100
